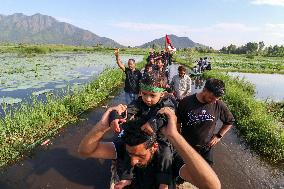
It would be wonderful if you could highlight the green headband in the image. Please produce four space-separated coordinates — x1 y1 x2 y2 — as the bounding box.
140 83 165 93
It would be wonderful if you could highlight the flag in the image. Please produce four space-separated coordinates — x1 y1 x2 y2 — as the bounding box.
165 34 175 52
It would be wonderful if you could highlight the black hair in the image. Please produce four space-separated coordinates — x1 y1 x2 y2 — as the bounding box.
128 58 135 63
140 71 167 89
204 78 225 97
145 63 152 68
120 119 156 149
178 65 187 72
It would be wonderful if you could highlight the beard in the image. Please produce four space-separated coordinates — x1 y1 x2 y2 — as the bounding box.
135 149 155 168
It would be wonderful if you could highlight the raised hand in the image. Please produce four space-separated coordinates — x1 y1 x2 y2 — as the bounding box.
114 48 120 56
157 107 178 137
99 104 127 130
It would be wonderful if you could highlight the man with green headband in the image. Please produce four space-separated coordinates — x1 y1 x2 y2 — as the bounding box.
109 72 178 189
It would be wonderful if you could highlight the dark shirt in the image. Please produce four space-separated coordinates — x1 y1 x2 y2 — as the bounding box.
151 69 169 84
206 63 212 70
127 96 177 132
124 68 142 94
177 94 234 146
114 141 184 189
116 96 177 183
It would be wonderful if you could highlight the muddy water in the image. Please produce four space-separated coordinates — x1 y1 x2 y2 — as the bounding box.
0 91 126 189
0 65 283 189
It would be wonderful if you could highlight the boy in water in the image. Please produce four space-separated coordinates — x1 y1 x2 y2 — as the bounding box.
110 72 177 189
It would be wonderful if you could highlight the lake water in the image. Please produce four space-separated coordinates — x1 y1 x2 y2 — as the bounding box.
228 72 284 101
0 52 144 105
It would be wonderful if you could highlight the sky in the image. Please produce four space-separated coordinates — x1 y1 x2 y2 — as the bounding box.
1 0 284 49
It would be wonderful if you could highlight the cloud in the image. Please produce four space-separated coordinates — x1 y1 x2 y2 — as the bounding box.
54 16 74 23
111 21 284 48
213 23 259 32
250 0 284 7
264 23 284 38
265 23 284 29
112 22 258 34
112 22 191 34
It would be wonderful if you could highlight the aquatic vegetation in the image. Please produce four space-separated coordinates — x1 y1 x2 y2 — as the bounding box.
0 44 148 56
175 51 284 74
0 52 143 101
32 89 53 96
0 97 22 105
203 70 284 162
0 54 146 167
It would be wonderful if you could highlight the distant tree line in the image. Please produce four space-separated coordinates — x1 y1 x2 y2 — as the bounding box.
219 42 284 57
180 46 217 53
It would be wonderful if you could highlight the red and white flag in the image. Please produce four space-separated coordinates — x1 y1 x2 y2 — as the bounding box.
165 34 176 52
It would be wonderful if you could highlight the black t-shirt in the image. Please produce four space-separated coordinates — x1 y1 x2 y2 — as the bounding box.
127 96 177 123
177 94 234 146
114 141 184 189
124 68 142 94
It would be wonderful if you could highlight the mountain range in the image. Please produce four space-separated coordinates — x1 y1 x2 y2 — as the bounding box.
137 34 204 49
0 13 123 47
0 13 205 48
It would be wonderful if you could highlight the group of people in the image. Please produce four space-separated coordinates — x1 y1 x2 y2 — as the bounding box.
193 57 212 74
78 50 234 189
114 48 192 104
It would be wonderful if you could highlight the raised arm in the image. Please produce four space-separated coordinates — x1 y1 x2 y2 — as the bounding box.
78 104 127 159
159 107 221 189
114 48 125 71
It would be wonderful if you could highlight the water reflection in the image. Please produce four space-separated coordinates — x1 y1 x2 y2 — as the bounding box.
192 75 205 90
228 72 284 101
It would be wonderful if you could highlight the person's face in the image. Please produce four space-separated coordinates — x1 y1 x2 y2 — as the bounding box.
178 70 186 78
126 143 157 168
203 89 220 104
140 89 163 106
156 60 164 69
128 60 135 70
145 66 152 72
150 58 155 64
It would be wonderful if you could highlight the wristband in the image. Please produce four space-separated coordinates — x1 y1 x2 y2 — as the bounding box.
108 110 123 126
215 133 223 139
148 113 168 133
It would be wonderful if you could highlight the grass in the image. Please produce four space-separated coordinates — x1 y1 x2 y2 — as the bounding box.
175 50 284 74
0 55 146 167
203 70 284 163
266 101 284 124
0 44 148 57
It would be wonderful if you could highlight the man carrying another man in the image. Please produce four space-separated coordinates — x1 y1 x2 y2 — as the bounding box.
78 105 221 189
